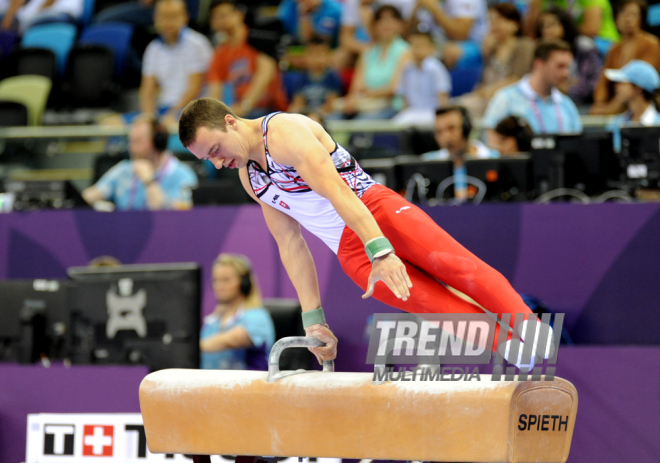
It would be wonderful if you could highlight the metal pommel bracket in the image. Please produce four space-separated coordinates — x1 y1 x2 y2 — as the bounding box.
267 336 334 383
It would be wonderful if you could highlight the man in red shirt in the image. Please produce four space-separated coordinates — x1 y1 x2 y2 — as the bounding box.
207 0 288 118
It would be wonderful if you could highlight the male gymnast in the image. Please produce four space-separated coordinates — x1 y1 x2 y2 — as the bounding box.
179 98 552 370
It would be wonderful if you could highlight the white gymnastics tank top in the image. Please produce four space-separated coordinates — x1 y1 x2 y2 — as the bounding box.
246 112 377 253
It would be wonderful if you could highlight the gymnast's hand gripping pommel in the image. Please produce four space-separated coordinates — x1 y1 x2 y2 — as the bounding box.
302 307 338 364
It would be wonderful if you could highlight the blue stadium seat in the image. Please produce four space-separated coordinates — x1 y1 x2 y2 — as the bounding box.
21 23 77 76
648 4 660 25
81 0 97 26
79 22 133 76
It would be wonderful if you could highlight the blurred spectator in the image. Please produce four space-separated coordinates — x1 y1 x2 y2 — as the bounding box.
135 0 212 128
525 0 619 54
538 7 602 105
288 36 343 114
412 0 489 69
591 0 660 115
486 115 533 154
336 0 415 68
82 116 198 211
393 29 450 125
1 0 82 32
0 0 18 29
88 255 122 267
200 253 275 371
604 60 660 151
422 106 493 160
337 5 410 119
422 106 495 200
208 0 288 118
454 3 534 118
278 0 342 47
482 40 582 135
94 0 155 27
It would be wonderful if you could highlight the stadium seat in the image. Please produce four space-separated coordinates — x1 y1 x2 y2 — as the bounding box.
647 4 660 38
79 22 133 76
648 4 660 25
0 101 29 127
80 0 97 26
0 75 51 125
21 23 77 76
14 48 57 82
65 45 117 108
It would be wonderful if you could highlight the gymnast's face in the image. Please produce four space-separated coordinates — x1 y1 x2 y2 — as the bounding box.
212 264 243 304
188 121 246 170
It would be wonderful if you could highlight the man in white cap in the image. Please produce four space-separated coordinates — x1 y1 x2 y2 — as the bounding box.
604 60 660 151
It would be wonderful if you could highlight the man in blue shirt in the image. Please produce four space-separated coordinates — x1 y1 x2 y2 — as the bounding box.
82 117 198 210
278 0 342 47
482 40 582 138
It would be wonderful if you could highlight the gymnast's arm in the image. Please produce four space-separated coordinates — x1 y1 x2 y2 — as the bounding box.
238 168 338 362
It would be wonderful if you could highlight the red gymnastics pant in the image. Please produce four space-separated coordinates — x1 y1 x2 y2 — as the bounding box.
337 184 532 352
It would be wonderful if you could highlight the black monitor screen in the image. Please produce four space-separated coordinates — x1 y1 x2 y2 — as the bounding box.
619 126 660 186
397 157 453 202
531 132 620 195
465 155 531 202
67 263 201 371
0 279 68 362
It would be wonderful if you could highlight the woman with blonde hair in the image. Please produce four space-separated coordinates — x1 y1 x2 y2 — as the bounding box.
200 253 275 370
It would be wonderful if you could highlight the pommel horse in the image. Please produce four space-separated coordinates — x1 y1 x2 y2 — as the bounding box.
139 337 578 463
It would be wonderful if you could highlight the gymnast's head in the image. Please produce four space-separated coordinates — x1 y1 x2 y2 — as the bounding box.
179 98 249 170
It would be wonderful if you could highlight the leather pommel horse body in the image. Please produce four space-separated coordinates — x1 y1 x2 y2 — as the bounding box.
139 339 578 463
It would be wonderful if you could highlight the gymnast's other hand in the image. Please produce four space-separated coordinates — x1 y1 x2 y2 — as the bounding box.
362 253 412 301
305 324 338 364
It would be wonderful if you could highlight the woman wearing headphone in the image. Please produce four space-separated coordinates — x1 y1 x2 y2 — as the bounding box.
200 253 275 370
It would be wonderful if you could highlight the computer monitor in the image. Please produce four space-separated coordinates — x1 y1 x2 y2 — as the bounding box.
530 131 620 195
0 279 69 363
359 158 398 191
67 263 201 371
192 180 252 205
3 180 88 211
396 156 453 203
465 155 532 202
619 125 660 188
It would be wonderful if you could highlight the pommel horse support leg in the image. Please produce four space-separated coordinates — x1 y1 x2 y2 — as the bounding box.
139 338 578 463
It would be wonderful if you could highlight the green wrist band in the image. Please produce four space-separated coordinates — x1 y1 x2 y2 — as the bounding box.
302 307 326 328
365 237 394 263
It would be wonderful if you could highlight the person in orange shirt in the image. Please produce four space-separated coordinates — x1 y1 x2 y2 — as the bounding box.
207 0 288 118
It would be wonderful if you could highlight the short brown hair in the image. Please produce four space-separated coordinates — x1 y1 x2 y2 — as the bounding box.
534 39 573 61
179 98 237 147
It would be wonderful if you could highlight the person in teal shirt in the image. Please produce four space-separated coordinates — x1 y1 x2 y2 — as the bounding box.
200 253 276 370
604 60 660 152
340 5 410 119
